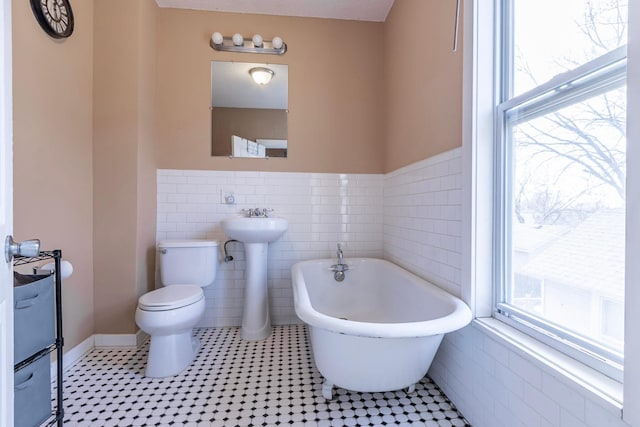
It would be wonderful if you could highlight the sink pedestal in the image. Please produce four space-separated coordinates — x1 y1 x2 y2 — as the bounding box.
220 215 288 342
241 242 271 340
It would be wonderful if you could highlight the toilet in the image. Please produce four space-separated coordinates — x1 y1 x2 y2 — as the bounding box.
135 240 218 377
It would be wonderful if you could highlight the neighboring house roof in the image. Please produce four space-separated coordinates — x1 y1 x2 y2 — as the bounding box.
517 209 625 299
513 222 569 254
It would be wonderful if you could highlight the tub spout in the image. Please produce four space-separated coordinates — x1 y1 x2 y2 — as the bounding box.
330 243 349 282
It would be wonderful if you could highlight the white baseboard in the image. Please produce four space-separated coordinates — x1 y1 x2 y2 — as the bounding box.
50 334 94 383
94 333 139 348
50 332 142 383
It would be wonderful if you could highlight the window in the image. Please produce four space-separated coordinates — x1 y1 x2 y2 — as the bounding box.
495 0 628 379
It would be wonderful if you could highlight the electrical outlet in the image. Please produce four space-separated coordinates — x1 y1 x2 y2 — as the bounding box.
221 189 235 205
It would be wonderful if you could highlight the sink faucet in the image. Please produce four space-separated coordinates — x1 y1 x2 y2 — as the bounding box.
337 243 344 265
243 208 273 218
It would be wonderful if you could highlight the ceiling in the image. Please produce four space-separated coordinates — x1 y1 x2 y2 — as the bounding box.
155 0 396 22
211 62 288 109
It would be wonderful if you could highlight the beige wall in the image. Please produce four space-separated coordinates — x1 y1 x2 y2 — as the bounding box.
93 0 157 335
155 3 462 175
12 0 95 350
136 0 158 308
156 9 385 173
11 0 463 341
383 0 463 172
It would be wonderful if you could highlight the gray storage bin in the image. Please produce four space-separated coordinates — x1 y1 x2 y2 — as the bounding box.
13 273 55 363
14 355 52 427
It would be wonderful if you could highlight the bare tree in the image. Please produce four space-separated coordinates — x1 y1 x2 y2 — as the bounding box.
517 90 626 199
578 0 627 57
513 0 627 225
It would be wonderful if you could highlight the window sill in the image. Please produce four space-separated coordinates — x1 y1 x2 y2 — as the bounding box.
473 317 623 416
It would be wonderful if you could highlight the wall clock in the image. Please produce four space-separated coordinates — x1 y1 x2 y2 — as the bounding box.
30 0 74 39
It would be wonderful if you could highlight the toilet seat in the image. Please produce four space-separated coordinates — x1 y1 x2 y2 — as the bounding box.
138 285 203 311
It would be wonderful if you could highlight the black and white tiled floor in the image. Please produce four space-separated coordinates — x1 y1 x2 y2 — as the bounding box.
55 325 470 426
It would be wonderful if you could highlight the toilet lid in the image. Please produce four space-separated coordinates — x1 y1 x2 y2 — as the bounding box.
138 285 203 311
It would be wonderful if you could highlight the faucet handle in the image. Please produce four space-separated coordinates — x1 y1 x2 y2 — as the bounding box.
241 208 274 217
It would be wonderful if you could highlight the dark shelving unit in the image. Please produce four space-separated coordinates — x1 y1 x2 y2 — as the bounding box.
13 249 63 426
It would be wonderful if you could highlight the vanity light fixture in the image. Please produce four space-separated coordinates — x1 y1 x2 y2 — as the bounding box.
210 32 287 55
249 67 275 85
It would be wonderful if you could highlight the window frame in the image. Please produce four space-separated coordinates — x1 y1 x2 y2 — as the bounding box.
493 0 628 381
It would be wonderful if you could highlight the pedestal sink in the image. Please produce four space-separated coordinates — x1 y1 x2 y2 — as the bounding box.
221 216 288 340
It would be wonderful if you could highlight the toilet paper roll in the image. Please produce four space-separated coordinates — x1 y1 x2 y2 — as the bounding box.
40 260 73 280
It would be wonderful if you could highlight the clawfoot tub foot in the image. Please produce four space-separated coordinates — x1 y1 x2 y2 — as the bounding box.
405 384 416 395
322 380 334 400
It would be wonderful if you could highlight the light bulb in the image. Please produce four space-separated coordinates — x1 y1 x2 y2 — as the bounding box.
252 34 263 47
232 33 244 46
249 67 275 85
211 32 223 45
272 36 283 49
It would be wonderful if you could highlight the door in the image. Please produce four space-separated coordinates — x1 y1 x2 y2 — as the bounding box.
0 0 13 426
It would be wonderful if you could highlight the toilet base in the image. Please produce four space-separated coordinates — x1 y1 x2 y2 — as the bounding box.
145 331 200 378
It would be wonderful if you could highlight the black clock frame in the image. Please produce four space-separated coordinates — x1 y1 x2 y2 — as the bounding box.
30 0 74 39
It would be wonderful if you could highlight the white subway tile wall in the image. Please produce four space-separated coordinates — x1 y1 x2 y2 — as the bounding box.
429 325 628 427
383 148 463 298
400 150 629 426
157 169 383 327
157 147 625 427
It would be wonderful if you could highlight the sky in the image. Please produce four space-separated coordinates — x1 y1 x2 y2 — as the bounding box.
513 0 627 95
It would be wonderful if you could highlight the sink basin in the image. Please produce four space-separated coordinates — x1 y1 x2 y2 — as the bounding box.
221 216 288 243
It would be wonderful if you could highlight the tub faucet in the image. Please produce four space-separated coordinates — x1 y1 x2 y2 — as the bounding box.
330 243 348 282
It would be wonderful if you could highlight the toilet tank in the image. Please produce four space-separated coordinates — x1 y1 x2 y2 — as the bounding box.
158 240 219 287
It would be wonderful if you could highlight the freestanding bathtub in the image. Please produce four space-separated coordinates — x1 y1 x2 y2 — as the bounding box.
292 258 472 399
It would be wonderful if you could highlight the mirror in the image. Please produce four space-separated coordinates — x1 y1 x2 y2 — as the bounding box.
211 61 288 158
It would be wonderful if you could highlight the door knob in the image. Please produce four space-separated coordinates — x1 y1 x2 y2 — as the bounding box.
4 235 40 263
